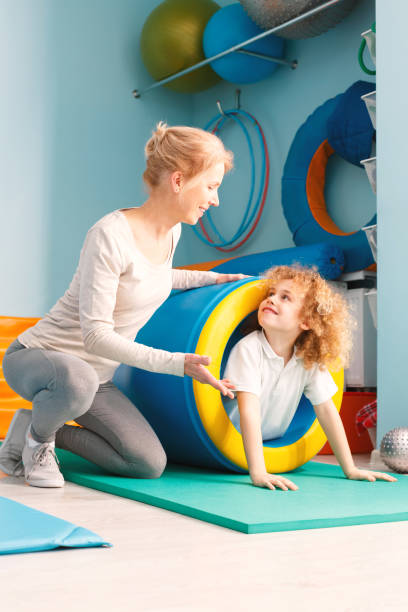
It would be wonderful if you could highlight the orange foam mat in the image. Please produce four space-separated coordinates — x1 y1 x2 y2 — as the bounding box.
0 316 40 437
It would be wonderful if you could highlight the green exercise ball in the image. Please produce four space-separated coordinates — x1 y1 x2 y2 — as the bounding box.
140 0 221 93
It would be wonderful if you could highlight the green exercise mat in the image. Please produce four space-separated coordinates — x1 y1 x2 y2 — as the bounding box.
58 450 408 534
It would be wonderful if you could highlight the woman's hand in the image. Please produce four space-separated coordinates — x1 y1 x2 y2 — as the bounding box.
250 471 299 491
345 467 397 483
215 273 250 284
184 354 235 399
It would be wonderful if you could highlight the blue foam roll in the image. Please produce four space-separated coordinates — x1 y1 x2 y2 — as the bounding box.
210 242 345 278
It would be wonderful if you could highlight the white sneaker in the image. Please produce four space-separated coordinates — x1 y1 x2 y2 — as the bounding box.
0 409 32 476
22 428 64 488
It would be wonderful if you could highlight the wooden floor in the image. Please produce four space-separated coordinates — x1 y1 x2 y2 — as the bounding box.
1 453 407 612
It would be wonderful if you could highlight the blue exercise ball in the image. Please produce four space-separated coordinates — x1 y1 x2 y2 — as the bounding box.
203 3 284 84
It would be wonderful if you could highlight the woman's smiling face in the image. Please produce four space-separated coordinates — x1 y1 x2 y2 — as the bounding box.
178 162 225 225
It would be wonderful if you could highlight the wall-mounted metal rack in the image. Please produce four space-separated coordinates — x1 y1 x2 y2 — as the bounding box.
133 0 343 99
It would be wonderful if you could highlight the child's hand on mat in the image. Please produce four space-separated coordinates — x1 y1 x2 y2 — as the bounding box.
250 471 299 491
184 354 235 399
215 273 251 284
345 467 397 482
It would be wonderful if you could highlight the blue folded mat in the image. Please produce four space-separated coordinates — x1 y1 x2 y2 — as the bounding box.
0 496 111 555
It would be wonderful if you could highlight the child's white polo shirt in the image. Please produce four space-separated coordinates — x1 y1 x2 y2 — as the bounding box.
223 330 338 441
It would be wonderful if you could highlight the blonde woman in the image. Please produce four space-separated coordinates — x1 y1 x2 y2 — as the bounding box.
0 123 245 488
223 265 396 490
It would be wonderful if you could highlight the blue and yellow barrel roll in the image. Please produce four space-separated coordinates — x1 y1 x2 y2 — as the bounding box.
114 271 343 474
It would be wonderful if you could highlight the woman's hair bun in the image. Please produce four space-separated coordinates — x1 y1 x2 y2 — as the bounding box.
153 121 168 142
145 121 168 158
143 122 233 189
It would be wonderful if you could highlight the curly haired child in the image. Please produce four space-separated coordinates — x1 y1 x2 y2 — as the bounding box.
224 264 396 490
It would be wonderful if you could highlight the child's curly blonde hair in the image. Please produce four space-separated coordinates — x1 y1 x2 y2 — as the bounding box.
257 264 354 371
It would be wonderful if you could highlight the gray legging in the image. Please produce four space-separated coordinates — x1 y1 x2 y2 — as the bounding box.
2 339 167 478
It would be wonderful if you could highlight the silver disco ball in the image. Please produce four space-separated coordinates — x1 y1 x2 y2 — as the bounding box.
238 0 358 40
380 428 408 473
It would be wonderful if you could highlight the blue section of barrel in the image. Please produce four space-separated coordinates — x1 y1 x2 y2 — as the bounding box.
113 244 343 471
114 281 243 471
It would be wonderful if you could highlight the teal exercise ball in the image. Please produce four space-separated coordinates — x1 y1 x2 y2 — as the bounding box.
203 3 284 84
140 0 221 93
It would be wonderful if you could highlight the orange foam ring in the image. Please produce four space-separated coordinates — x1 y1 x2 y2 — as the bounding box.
306 140 376 271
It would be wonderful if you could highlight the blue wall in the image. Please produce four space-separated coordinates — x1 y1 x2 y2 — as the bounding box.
1 0 192 316
1 2 52 316
1 0 376 310
377 1 408 441
175 0 376 265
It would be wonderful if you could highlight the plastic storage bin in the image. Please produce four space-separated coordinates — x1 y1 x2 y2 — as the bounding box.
366 289 377 329
362 224 377 262
361 28 376 65
360 156 376 193
318 392 376 454
361 90 376 130
345 287 377 388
